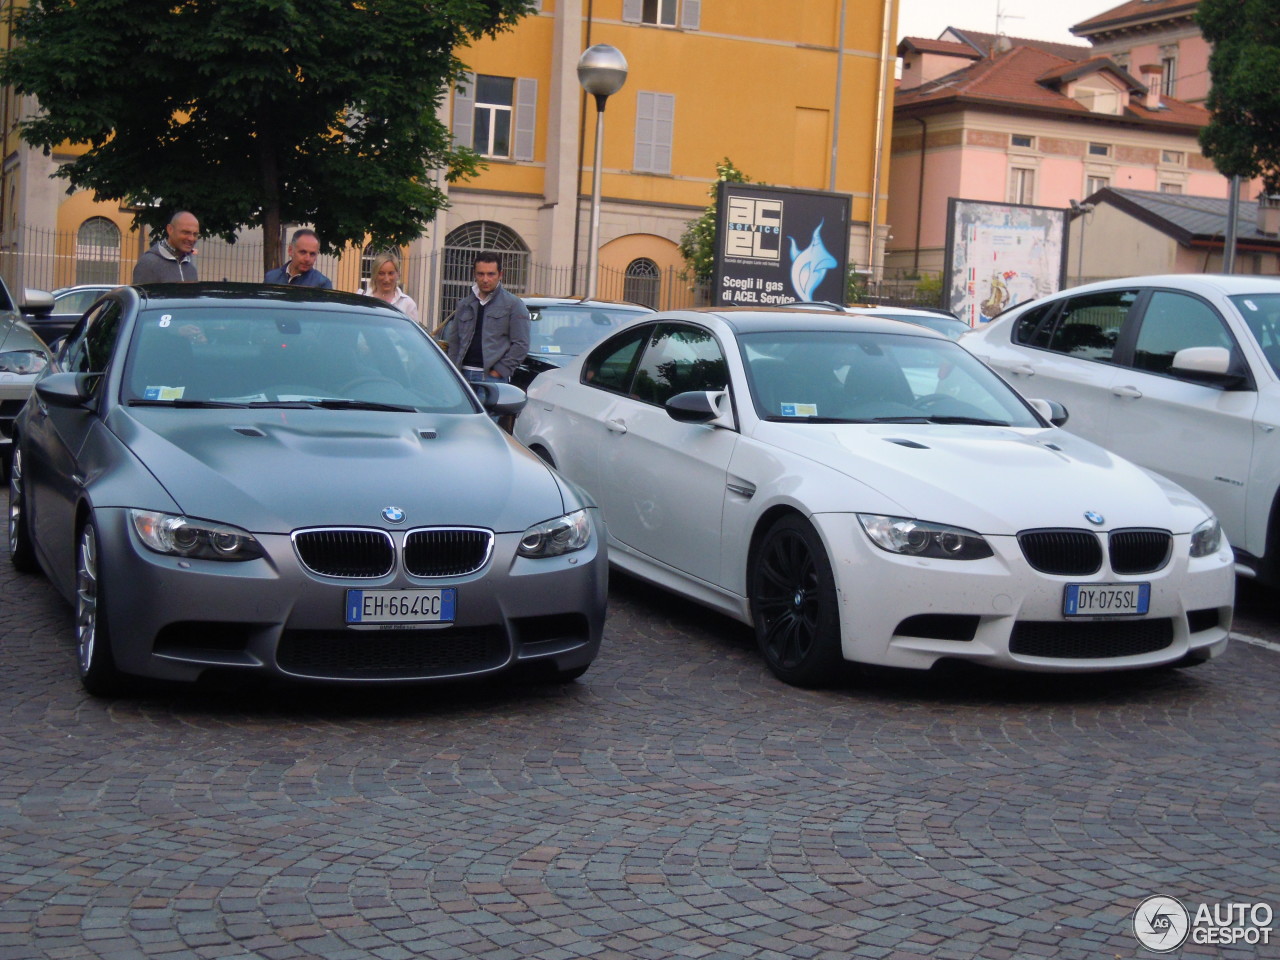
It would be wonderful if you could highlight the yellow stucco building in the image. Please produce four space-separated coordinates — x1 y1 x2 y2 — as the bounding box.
1 0 899 322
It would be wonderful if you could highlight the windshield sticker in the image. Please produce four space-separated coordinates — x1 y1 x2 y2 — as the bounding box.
540 345 562 354
143 385 185 400
780 402 818 417
1243 299 1259 312
159 315 172 327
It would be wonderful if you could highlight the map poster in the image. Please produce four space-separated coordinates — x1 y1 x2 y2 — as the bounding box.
713 183 851 308
942 199 1068 326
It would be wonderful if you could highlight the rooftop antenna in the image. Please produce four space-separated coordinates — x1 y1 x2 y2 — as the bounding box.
995 0 1024 38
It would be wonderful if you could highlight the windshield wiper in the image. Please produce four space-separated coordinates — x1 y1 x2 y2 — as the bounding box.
870 415 1010 426
297 398 417 413
129 398 250 408
761 415 856 424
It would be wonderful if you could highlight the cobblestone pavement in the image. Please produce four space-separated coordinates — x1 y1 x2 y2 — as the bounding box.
1 518 1278 959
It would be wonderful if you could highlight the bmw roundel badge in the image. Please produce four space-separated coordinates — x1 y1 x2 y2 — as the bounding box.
1084 511 1105 526
382 506 407 524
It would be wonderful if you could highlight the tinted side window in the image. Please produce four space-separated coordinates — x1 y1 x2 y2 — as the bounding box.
632 323 727 406
1045 289 1138 362
63 300 123 375
1132 291 1238 376
582 324 653 393
1012 301 1057 348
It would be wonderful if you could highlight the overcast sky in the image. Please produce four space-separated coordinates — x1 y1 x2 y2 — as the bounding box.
897 0 1107 47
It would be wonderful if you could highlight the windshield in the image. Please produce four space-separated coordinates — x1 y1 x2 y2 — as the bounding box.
123 305 475 413
739 329 1041 427
1231 294 1280 378
527 304 650 358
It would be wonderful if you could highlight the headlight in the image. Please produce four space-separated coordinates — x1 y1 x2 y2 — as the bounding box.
0 350 48 375
858 514 993 560
130 510 265 561
1189 515 1223 558
518 509 592 558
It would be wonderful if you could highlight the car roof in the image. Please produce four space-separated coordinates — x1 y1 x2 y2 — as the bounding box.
521 296 653 311
644 306 952 340
1050 274 1280 297
127 281 405 314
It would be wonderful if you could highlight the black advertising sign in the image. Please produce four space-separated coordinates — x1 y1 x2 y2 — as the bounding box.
713 183 852 307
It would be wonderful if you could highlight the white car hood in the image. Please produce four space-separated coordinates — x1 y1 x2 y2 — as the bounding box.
752 420 1207 536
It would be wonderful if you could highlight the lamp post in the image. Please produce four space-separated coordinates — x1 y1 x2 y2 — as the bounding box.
577 44 628 300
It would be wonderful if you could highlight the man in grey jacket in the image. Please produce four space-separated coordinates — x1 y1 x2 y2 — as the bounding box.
132 211 199 283
445 251 530 385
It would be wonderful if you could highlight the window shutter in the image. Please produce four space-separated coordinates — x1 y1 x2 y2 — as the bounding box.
514 78 537 161
634 92 654 171
622 0 642 22
652 94 674 174
453 73 475 151
680 0 701 29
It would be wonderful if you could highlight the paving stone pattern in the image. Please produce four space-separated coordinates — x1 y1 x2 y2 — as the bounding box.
0 527 1277 959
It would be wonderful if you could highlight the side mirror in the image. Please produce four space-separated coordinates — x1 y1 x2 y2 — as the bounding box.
34 371 96 407
472 380 527 418
666 389 734 428
1169 345 1248 388
1027 397 1069 427
20 288 54 317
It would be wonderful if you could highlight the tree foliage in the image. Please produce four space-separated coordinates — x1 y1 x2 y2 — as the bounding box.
1198 0 1280 192
0 0 533 269
678 158 753 283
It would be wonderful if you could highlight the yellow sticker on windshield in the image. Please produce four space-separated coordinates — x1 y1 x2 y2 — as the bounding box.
142 386 186 400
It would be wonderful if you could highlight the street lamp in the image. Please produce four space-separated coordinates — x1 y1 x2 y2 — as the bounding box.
577 43 628 300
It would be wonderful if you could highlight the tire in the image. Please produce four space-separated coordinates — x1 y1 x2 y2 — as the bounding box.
8 446 39 573
75 519 124 696
749 515 845 687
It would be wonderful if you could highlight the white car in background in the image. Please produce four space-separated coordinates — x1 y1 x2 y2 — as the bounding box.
515 306 1234 687
963 274 1280 589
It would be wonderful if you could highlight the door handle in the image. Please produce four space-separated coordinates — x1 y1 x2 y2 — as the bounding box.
1112 385 1143 399
1009 364 1035 377
605 418 628 434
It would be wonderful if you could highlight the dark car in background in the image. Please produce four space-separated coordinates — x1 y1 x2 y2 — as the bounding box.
9 283 607 695
514 297 654 389
38 284 115 345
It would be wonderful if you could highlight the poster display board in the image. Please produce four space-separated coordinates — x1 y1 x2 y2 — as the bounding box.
712 183 851 308
943 199 1068 325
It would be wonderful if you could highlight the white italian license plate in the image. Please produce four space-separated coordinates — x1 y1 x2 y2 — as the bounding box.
1063 582 1149 617
345 588 456 624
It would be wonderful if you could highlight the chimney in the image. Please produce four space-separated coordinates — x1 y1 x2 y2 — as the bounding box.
1258 194 1280 237
1138 64 1163 109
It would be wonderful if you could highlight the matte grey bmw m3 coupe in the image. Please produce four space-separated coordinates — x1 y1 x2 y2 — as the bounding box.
8 283 607 695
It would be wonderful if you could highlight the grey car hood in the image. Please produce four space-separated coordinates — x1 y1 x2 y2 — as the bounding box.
109 407 567 534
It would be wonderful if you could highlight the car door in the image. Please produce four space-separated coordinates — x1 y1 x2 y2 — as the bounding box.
26 299 124 580
1105 288 1256 546
982 287 1141 441
593 321 738 585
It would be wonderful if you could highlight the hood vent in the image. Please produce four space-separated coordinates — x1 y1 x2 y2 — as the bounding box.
233 426 266 437
886 438 929 449
418 429 438 440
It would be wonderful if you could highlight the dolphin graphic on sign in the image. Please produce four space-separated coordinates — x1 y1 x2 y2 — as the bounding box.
788 220 837 301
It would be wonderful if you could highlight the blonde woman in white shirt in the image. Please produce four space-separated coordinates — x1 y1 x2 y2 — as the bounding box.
361 251 420 326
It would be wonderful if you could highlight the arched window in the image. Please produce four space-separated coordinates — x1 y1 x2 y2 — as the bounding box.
623 257 661 309
360 242 378 288
77 217 121 285
441 221 529 320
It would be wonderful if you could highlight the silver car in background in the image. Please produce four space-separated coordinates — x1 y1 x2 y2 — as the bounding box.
9 283 607 695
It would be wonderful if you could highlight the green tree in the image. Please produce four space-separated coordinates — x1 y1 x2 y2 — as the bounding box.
678 158 753 283
0 0 533 271
1198 0 1280 191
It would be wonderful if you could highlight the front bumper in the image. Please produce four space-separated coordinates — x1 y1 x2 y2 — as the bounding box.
93 508 608 685
812 514 1235 673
